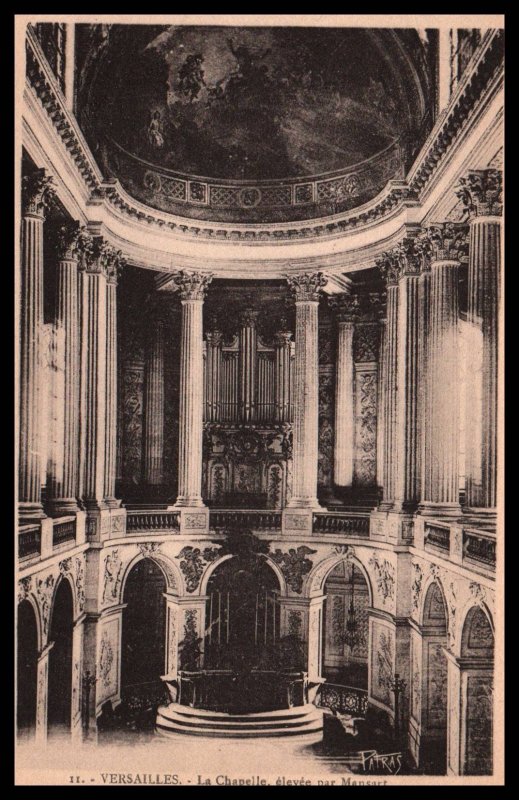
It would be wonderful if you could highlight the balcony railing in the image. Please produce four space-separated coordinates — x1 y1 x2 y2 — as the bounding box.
424 523 450 552
312 512 370 537
126 510 180 533
18 525 41 559
463 528 496 568
210 509 282 532
316 683 369 717
52 517 76 548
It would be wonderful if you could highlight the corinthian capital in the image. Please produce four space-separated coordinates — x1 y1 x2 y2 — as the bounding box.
81 236 125 282
328 292 360 323
174 270 213 300
424 222 469 263
52 221 92 261
286 272 327 302
22 169 55 217
455 168 502 218
376 233 431 285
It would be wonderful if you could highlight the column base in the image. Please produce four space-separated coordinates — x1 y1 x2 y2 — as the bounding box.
377 500 394 512
18 501 46 522
463 507 497 523
45 498 80 517
418 501 462 518
103 496 122 509
170 496 206 509
286 497 321 510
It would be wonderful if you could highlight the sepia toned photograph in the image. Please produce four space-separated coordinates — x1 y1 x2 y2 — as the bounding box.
14 13 504 786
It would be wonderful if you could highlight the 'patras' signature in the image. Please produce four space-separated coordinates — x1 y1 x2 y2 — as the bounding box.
340 750 403 775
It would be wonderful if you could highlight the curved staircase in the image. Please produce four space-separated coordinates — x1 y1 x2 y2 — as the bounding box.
156 703 324 741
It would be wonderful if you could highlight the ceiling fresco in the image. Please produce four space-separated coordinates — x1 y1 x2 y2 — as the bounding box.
77 25 435 221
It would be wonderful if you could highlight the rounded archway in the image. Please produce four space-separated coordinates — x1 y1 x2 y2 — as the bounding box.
460 605 494 776
321 559 370 688
17 600 39 739
204 555 281 671
419 582 448 774
47 579 74 737
121 558 167 694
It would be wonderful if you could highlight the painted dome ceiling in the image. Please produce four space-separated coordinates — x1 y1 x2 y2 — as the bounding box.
77 25 436 222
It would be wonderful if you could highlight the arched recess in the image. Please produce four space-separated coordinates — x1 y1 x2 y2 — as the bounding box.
121 558 168 693
306 552 374 607
460 604 494 776
203 555 282 671
199 552 287 598
47 578 74 736
321 560 370 688
119 549 183 602
17 599 39 739
418 581 449 774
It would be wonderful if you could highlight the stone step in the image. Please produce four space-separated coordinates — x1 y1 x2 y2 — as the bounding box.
156 703 324 739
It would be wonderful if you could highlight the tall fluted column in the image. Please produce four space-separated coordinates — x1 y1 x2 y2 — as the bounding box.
329 294 358 487
103 250 123 507
143 319 165 485
456 169 502 514
286 273 327 509
205 325 223 422
47 221 89 515
19 170 54 520
274 325 293 423
420 223 468 516
173 271 213 508
393 237 429 511
79 237 113 509
239 308 259 423
417 271 432 511
376 257 399 510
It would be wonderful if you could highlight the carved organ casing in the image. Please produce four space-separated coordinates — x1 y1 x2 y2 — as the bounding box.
202 312 294 508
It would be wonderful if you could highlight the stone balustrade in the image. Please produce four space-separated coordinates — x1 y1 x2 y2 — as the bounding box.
52 517 77 548
313 511 370 537
126 510 180 533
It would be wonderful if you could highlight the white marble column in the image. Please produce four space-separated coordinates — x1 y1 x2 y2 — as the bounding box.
19 170 54 521
79 237 110 510
173 271 213 508
286 272 327 509
376 257 399 510
143 319 165 486
103 253 123 507
47 222 87 515
420 223 468 516
394 237 428 512
456 169 502 515
329 294 358 488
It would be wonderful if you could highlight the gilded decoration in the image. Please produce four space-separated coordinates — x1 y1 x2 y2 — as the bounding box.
368 551 395 605
270 546 317 594
102 549 123 605
176 546 220 593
